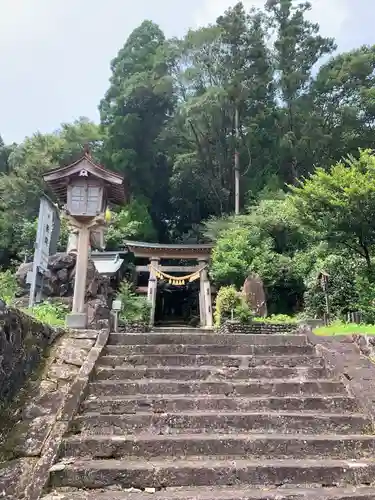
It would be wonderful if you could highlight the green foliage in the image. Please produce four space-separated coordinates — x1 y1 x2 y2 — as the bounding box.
214 285 241 326
253 314 297 324
117 281 151 323
211 227 265 288
100 20 174 239
303 254 359 320
314 321 375 336
0 119 103 266
27 301 68 326
106 199 157 251
210 198 306 315
233 301 253 324
289 149 375 268
353 271 375 324
0 270 18 304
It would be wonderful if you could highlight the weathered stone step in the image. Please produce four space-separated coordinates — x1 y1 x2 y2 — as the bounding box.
107 333 307 346
94 365 328 381
40 486 375 500
61 433 375 460
88 379 346 397
82 395 359 414
49 458 375 489
103 344 315 356
98 354 324 369
71 411 370 435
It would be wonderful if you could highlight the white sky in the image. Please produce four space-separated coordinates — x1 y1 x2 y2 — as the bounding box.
0 0 372 143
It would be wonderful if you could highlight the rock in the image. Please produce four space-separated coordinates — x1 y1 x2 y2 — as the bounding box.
87 296 110 328
242 273 267 317
15 252 111 330
0 458 36 498
11 416 56 456
48 253 76 271
48 363 80 382
56 338 94 367
57 268 69 282
15 262 33 287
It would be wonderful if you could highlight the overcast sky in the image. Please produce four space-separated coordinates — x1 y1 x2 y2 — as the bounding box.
0 0 373 143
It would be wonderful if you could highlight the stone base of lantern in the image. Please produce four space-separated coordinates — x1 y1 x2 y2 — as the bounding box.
66 312 87 329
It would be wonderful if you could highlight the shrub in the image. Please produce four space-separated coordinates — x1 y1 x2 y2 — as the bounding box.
0 270 19 304
253 314 298 324
214 286 240 326
234 302 253 324
28 300 68 326
303 254 359 320
117 280 151 323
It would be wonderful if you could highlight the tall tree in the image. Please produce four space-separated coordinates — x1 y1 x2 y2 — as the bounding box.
0 135 15 174
169 4 276 235
311 45 375 167
266 0 336 182
217 3 274 213
289 149 375 269
100 21 175 240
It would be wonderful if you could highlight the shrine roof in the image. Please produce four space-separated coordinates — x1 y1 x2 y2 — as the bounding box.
43 149 126 205
124 240 213 259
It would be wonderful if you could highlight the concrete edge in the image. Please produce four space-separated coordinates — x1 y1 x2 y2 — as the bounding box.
304 326 375 422
22 328 110 500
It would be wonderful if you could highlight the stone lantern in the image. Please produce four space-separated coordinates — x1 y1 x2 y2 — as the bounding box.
43 147 126 328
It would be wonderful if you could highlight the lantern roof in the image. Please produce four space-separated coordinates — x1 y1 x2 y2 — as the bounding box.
43 147 126 206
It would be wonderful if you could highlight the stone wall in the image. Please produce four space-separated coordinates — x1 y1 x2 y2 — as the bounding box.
0 306 61 405
218 320 299 335
305 328 375 420
352 334 375 358
0 314 109 499
118 321 150 333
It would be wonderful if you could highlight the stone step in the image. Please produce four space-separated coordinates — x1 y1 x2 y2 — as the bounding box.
107 333 308 346
61 433 375 460
153 327 214 334
71 411 370 435
88 379 347 397
82 395 359 414
40 486 375 500
49 458 375 489
94 365 328 381
103 344 315 356
98 354 324 369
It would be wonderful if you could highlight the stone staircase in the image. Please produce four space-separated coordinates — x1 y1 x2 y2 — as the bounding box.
42 328 375 499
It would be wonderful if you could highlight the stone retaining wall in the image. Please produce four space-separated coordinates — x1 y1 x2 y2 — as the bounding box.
219 320 299 335
0 323 109 499
0 307 61 405
119 321 150 333
305 328 375 420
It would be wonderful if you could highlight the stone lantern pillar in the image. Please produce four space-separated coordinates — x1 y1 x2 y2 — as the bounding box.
43 147 126 328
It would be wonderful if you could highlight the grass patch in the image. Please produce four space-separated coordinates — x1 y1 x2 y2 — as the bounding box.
314 321 375 336
252 314 298 324
23 301 67 327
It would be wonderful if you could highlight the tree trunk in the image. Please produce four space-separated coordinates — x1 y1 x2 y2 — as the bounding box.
234 106 240 215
